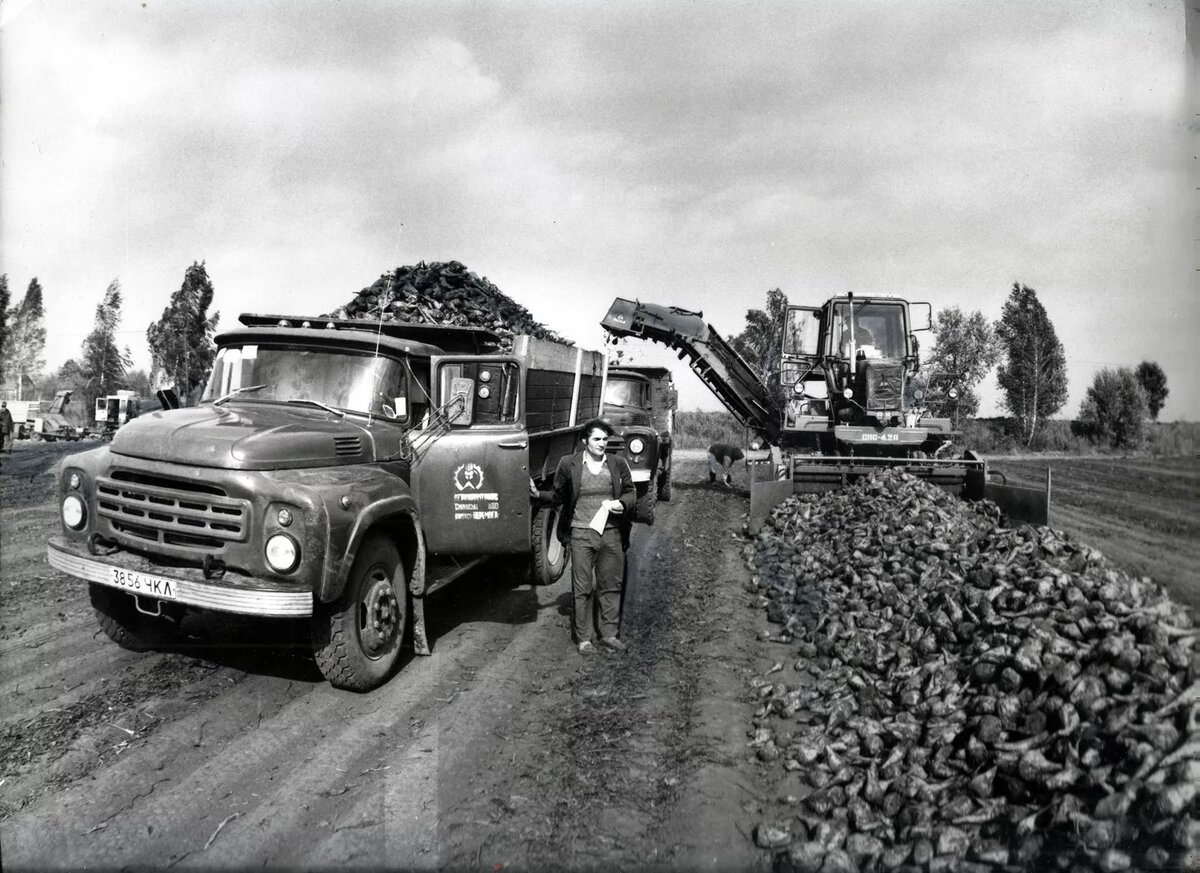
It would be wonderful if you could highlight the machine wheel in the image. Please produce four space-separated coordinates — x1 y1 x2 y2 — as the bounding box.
89 583 179 651
530 505 567 586
656 465 673 502
312 534 407 691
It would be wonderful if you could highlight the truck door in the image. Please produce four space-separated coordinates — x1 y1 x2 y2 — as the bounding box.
416 356 532 556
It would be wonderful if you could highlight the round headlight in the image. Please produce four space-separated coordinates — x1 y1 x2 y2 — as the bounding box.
628 437 645 454
68 472 82 490
842 387 854 399
265 534 299 573
62 494 86 530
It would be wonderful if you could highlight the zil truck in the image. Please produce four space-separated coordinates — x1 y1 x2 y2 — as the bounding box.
601 365 677 523
600 295 1049 531
48 313 605 691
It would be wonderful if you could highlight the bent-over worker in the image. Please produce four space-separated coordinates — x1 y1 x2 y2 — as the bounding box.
707 442 745 488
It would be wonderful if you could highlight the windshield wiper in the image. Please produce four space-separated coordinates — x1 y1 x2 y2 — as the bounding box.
214 384 268 406
285 399 346 418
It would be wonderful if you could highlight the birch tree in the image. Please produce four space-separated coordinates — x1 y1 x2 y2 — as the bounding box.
80 279 132 409
995 283 1067 446
147 261 220 400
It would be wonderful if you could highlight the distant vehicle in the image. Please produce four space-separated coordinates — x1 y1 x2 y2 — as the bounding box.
93 391 147 441
602 365 677 523
5 399 44 440
31 391 85 442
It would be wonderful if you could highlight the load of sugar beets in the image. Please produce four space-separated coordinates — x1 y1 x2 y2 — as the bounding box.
746 468 1198 873
327 260 570 349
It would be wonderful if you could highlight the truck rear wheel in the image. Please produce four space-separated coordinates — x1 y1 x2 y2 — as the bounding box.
313 534 407 691
530 506 566 586
89 583 178 651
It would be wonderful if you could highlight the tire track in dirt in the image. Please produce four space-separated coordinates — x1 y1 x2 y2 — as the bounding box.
0 573 566 871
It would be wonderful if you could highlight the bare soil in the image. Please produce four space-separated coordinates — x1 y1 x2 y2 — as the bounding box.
0 441 1194 872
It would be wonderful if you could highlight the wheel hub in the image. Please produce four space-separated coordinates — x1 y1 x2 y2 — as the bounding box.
360 572 401 657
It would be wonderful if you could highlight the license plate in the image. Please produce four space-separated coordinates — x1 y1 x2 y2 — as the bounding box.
109 567 178 599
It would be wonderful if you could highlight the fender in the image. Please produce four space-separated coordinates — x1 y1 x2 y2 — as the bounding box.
327 492 420 602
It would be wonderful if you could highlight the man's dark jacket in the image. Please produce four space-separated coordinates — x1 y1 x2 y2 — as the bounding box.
539 451 637 549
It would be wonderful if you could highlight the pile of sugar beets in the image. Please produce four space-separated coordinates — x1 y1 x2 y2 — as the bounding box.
327 260 570 349
746 468 1198 873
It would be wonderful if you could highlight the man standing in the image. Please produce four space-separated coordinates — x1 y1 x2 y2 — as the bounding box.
533 418 636 655
0 402 13 453
706 442 744 488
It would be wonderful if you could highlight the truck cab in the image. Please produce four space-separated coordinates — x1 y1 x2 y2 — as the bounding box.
48 314 603 690
603 366 677 518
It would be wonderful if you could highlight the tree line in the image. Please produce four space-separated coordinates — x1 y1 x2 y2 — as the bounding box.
0 263 220 419
730 283 1169 450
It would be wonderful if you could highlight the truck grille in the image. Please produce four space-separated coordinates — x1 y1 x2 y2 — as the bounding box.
96 473 250 548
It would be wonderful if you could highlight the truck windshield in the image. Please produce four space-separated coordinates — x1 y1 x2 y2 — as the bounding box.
202 344 411 420
604 380 646 408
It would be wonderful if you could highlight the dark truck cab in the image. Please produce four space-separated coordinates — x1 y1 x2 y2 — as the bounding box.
602 366 677 522
48 314 604 690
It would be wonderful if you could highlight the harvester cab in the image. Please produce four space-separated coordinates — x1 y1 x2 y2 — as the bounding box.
779 293 949 455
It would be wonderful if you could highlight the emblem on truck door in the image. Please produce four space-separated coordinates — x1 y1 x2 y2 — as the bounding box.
454 463 485 491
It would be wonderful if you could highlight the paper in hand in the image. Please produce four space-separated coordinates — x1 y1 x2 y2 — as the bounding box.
588 504 609 534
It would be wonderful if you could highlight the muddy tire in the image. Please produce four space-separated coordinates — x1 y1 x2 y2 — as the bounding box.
656 464 672 502
530 505 567 586
89 583 177 651
312 534 407 692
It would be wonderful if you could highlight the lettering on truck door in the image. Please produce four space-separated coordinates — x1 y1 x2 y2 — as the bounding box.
416 357 532 555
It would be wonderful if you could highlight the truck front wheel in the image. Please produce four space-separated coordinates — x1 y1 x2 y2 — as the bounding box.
89 583 178 651
530 506 566 586
313 534 407 691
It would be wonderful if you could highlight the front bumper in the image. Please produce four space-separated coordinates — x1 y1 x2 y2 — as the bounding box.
47 536 312 617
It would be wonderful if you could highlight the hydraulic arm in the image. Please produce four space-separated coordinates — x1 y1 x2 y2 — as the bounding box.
600 298 781 444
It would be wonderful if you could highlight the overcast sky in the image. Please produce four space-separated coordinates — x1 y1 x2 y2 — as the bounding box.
1 0 1195 420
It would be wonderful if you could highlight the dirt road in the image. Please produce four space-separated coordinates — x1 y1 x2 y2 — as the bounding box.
0 443 770 872
0 442 1195 871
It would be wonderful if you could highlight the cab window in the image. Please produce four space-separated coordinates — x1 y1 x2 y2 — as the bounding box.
438 361 520 426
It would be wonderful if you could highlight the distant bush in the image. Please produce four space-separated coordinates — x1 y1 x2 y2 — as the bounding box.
1077 367 1148 449
962 416 1197 457
674 410 744 449
1145 421 1199 457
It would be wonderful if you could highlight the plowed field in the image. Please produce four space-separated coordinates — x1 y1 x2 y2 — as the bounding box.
0 441 1194 871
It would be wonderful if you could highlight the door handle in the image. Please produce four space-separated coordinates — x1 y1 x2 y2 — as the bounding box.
498 440 528 449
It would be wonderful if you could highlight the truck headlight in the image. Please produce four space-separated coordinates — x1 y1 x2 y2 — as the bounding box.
265 534 299 573
628 437 645 454
62 494 87 530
